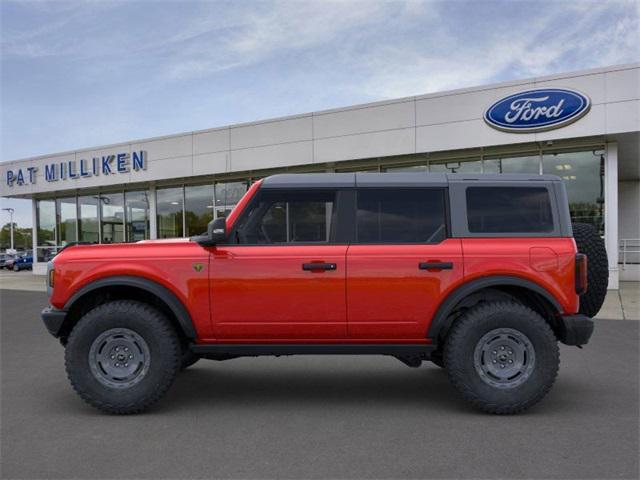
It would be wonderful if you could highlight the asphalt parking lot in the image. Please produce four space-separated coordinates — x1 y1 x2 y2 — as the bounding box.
1 289 638 479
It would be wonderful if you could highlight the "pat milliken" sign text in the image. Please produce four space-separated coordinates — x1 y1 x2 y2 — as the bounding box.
5 151 147 187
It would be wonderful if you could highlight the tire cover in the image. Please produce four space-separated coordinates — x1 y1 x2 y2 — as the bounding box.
572 223 608 317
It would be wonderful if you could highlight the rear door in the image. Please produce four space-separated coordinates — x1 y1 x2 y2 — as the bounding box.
346 188 463 340
210 188 348 340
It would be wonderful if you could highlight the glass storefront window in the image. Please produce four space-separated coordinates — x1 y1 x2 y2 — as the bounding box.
56 197 78 246
100 193 125 243
36 200 56 261
214 181 248 218
78 195 99 243
543 150 604 233
483 155 541 174
429 159 482 173
36 199 56 246
125 191 150 242
157 187 184 238
185 184 214 237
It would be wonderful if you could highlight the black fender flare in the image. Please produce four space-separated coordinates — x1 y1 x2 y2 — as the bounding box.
427 275 563 341
64 275 197 339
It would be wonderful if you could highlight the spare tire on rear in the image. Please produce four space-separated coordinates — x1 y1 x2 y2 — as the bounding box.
572 223 608 317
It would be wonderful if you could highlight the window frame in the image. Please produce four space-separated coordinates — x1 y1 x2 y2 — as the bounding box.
352 187 450 245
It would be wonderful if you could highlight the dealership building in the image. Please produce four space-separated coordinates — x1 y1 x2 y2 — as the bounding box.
1 63 638 287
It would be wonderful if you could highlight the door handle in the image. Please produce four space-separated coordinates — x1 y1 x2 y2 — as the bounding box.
302 263 337 271
419 262 453 271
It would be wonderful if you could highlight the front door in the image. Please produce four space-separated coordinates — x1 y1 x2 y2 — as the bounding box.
210 189 347 340
346 188 463 340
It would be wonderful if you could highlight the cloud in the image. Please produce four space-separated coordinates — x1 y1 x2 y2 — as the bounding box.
352 0 640 99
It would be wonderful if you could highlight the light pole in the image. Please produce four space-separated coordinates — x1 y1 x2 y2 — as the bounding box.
2 207 15 251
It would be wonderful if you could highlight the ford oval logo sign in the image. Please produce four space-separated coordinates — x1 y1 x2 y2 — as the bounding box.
484 88 591 133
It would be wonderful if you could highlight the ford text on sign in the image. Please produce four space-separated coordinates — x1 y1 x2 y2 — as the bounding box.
484 88 591 133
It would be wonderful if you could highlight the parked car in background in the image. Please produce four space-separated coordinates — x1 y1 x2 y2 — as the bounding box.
8 252 33 271
0 253 16 269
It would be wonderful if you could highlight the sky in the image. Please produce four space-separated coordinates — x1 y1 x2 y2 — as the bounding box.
1 0 639 228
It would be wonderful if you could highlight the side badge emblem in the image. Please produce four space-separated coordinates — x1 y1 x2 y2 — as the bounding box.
193 263 204 272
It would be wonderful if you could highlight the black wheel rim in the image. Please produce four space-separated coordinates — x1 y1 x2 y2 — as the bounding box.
88 328 151 389
473 328 536 389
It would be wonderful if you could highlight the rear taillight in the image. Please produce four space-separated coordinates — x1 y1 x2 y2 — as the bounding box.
575 253 588 295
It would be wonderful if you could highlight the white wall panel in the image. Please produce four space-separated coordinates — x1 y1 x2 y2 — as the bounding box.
132 156 193 182
314 128 415 163
230 116 312 150
606 100 640 134
314 101 414 139
416 85 533 126
416 120 526 152
230 141 313 171
606 69 640 103
193 151 228 176
130 134 192 161
193 128 229 155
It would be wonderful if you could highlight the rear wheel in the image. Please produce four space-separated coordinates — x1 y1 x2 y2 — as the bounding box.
572 223 608 317
444 301 559 414
65 300 181 414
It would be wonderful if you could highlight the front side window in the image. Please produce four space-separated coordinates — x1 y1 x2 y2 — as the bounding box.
356 189 447 243
234 191 336 244
466 187 554 233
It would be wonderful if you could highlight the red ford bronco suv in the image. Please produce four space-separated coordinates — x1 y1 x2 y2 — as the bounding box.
42 173 608 414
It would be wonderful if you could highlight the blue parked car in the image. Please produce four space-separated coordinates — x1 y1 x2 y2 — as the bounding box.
8 252 33 271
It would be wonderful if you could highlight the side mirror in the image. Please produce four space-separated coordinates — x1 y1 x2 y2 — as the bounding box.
207 217 227 244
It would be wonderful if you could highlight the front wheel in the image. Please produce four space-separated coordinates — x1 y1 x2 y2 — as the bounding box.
65 300 181 414
444 301 559 414
13 264 19 271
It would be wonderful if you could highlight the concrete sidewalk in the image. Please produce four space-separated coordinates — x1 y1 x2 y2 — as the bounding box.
1 270 637 320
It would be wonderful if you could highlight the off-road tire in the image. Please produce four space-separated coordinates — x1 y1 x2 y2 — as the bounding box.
65 300 181 414
13 264 19 272
444 301 559 414
180 348 201 370
572 222 608 317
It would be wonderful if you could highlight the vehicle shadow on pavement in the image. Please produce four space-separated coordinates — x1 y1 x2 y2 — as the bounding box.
161 360 486 414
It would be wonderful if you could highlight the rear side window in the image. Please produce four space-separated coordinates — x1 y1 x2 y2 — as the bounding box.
466 187 554 233
356 189 447 243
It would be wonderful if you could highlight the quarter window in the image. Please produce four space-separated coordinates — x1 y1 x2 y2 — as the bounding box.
355 189 447 243
466 187 554 233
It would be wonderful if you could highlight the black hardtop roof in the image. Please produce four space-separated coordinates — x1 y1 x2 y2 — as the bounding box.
261 173 562 189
